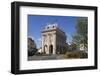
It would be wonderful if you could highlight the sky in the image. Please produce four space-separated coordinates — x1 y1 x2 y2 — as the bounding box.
28 15 77 48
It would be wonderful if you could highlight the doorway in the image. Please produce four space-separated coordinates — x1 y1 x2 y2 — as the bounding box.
49 45 53 54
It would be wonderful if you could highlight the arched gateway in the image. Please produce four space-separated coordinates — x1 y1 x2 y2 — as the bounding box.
41 23 67 54
49 45 53 54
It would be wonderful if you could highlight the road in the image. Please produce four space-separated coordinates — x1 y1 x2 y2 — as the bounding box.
28 54 65 61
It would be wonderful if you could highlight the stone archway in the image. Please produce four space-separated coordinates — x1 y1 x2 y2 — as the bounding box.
49 45 53 54
44 45 47 54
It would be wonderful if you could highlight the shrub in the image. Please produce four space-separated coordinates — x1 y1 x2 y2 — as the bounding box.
63 51 88 59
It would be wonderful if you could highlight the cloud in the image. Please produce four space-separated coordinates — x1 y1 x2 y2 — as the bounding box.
65 33 72 43
37 38 42 42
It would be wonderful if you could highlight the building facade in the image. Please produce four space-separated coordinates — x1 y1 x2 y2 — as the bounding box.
28 37 37 56
41 23 67 54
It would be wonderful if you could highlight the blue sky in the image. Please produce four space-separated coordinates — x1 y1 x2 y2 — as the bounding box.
28 15 77 48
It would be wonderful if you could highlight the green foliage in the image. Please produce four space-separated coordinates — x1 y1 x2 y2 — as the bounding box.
72 17 88 49
63 51 88 59
70 43 77 51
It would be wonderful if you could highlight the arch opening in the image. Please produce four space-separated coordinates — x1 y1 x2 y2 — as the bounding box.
44 45 47 54
49 45 53 54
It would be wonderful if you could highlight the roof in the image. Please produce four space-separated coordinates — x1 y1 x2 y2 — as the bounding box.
42 23 66 36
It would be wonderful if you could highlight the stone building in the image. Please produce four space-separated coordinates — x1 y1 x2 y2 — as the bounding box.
41 23 67 54
28 37 37 56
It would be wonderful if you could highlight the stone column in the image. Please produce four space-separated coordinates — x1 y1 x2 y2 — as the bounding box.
42 35 44 53
47 34 49 54
53 33 56 54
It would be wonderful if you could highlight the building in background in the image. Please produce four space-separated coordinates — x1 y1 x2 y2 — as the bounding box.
28 37 37 56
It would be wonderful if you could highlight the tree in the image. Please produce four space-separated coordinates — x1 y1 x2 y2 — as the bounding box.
70 43 77 51
72 17 88 51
